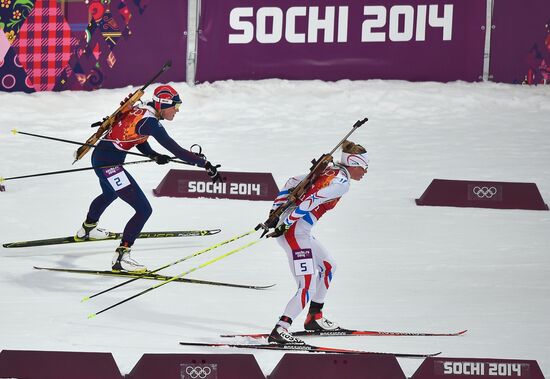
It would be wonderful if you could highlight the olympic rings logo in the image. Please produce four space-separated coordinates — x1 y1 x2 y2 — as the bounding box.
472 186 498 199
184 366 213 379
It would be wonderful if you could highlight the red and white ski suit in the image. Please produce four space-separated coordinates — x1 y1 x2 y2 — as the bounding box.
272 164 350 321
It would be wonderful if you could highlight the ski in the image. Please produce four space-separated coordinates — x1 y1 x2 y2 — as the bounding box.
178 341 440 358
221 328 467 339
3 229 221 248
33 266 274 290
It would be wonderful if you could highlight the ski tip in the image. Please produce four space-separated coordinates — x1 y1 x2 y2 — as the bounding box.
10 128 18 135
457 329 468 335
81 296 90 303
87 313 97 319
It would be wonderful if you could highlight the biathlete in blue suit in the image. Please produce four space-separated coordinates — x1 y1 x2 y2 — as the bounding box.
75 85 222 272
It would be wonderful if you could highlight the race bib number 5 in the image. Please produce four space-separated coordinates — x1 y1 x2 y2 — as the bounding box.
292 249 314 276
102 166 131 191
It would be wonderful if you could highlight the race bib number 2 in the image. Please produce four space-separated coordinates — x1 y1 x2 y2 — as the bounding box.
292 249 314 276
103 166 131 191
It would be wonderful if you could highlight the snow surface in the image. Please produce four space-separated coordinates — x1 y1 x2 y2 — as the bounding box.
0 79 549 378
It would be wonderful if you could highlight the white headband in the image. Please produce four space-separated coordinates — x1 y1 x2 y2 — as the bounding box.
152 95 177 104
340 152 369 170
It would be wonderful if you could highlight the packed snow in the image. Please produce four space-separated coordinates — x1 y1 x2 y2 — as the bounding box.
0 79 549 377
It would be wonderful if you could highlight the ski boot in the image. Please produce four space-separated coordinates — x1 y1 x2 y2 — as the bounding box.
268 326 305 345
304 302 341 331
75 221 110 241
304 312 341 331
111 243 147 273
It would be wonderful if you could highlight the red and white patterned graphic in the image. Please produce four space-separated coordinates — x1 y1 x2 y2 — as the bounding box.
0 31 10 62
12 0 78 91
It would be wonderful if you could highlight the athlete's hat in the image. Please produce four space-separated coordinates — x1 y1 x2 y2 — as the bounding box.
340 151 369 170
152 85 182 110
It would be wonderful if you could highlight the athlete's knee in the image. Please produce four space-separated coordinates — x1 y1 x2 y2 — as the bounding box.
321 260 337 276
131 198 152 221
296 276 316 291
318 260 336 288
296 280 313 293
99 191 117 203
141 202 153 220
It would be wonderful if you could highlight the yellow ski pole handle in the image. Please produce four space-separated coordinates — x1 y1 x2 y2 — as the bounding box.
88 238 262 318
83 229 258 302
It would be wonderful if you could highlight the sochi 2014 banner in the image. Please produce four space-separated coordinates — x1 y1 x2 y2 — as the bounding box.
196 0 486 83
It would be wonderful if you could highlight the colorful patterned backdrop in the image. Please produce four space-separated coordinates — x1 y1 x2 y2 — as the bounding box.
0 0 187 92
0 0 36 92
2 0 550 90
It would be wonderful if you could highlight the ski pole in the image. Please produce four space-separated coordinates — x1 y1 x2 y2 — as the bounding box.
0 159 153 182
82 228 257 302
10 129 193 166
88 238 262 318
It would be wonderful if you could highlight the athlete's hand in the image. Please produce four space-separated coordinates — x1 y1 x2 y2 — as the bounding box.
205 161 223 183
266 224 289 238
264 210 280 229
151 154 171 165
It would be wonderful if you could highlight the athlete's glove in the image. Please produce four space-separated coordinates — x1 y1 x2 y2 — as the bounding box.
205 161 223 183
266 223 289 238
150 154 171 165
264 210 280 229
257 210 280 238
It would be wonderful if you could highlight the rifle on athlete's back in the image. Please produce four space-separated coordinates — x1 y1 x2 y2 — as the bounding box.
256 117 368 237
72 61 172 163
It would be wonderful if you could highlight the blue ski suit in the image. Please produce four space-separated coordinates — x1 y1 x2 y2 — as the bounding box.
85 104 206 245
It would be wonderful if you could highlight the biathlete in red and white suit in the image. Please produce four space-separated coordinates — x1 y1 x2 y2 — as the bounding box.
267 140 369 344
75 85 222 272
